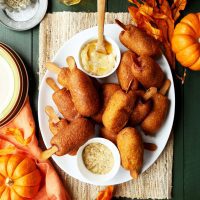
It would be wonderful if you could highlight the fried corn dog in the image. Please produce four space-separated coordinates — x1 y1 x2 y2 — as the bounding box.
92 83 120 123
51 118 95 156
117 127 143 179
117 51 139 92
131 55 165 89
116 19 161 57
102 89 137 132
46 57 100 117
141 80 171 135
46 78 80 121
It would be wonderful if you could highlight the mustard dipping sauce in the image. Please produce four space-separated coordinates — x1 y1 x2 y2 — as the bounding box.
80 40 116 76
82 143 114 175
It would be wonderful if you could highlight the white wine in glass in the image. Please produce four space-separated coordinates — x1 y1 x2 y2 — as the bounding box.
60 0 81 6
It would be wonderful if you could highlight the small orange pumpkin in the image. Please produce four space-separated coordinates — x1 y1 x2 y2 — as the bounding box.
172 13 200 70
0 154 41 200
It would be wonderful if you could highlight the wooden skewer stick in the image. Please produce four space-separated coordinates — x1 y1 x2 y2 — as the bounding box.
66 56 76 70
159 79 171 96
115 19 127 30
45 106 60 124
39 145 58 162
144 142 157 151
96 0 107 54
46 62 61 74
46 77 60 92
143 87 157 101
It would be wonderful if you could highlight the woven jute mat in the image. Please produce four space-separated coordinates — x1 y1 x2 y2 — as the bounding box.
39 12 173 199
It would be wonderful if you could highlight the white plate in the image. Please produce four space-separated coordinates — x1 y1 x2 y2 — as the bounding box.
38 24 175 186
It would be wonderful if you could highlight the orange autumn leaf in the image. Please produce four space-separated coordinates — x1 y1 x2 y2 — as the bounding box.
171 0 187 21
138 4 154 21
144 21 162 40
96 186 114 200
128 0 187 70
0 138 16 155
6 128 33 146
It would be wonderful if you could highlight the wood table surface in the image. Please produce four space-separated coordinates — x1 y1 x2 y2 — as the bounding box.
0 0 200 199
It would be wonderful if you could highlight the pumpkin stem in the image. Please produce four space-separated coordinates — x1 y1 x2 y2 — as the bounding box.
5 177 14 187
198 37 200 43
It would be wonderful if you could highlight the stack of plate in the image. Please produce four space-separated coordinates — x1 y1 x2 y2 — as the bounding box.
0 43 29 127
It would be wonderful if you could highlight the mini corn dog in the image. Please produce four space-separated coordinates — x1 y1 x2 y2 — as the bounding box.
46 78 80 121
102 89 137 132
117 50 139 92
45 106 79 156
116 19 161 57
141 80 171 135
117 127 143 179
92 83 120 123
40 117 95 160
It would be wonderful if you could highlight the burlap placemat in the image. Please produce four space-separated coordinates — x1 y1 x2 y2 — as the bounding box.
39 12 173 199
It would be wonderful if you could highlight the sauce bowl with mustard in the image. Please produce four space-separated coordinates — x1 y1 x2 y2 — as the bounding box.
77 36 121 78
77 138 121 184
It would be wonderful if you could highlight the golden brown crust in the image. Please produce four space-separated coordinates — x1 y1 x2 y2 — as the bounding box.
52 88 81 121
57 68 70 89
117 127 143 179
117 51 139 92
119 25 161 57
51 118 95 156
92 83 120 123
141 93 169 135
131 55 165 89
129 100 152 126
102 90 137 132
100 127 118 144
49 118 68 136
66 66 100 117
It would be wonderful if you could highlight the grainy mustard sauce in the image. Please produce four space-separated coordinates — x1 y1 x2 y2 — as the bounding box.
82 143 114 174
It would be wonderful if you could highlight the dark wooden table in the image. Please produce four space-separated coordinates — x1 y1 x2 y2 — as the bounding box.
0 0 200 199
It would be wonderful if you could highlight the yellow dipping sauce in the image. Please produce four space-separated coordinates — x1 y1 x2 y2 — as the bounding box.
80 40 116 76
82 143 114 174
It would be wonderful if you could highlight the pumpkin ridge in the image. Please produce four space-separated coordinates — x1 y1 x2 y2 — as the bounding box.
176 43 200 66
174 22 197 37
9 157 26 179
13 169 41 186
181 13 200 35
176 42 200 54
11 157 36 180
6 155 25 178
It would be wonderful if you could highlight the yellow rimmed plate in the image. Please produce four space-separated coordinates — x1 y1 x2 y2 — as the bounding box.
0 46 21 122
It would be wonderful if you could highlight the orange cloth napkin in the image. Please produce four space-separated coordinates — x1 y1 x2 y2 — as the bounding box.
0 99 71 200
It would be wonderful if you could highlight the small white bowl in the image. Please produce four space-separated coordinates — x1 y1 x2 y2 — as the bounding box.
77 137 121 184
77 36 121 79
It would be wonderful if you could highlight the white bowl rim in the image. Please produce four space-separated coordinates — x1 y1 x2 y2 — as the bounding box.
76 35 121 79
76 137 121 184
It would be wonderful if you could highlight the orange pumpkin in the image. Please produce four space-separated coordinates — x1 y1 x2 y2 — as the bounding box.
172 13 200 70
0 154 41 200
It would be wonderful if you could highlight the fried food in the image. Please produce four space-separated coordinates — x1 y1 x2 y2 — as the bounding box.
117 127 143 179
141 93 169 135
92 83 120 123
46 78 81 121
100 127 118 144
102 90 137 132
65 57 100 116
130 100 152 126
117 51 139 92
131 55 165 89
116 20 161 57
52 88 81 121
51 118 95 156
